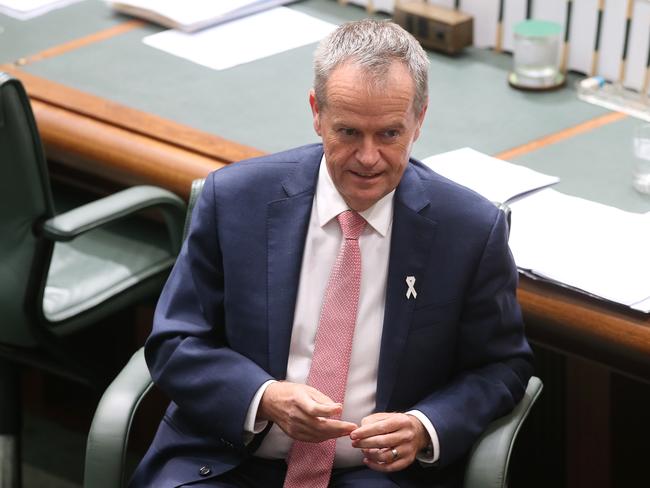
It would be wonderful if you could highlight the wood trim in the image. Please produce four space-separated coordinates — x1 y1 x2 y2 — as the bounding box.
16 20 146 66
495 111 627 161
519 277 650 381
1 65 264 165
32 99 225 198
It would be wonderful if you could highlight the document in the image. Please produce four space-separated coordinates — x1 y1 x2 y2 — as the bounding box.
508 189 650 312
143 7 337 71
108 0 297 33
422 147 560 204
422 148 650 312
0 0 82 19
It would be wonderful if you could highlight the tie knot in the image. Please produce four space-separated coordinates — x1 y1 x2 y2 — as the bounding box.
337 210 366 240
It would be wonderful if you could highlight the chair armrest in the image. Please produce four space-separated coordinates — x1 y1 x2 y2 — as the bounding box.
463 376 543 488
42 185 186 251
84 348 153 488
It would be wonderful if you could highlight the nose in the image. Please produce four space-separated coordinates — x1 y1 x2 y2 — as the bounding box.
356 137 380 167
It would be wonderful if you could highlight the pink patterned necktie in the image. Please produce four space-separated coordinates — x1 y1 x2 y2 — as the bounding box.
283 210 366 488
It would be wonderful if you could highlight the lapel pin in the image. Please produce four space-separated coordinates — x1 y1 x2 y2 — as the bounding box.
405 276 417 299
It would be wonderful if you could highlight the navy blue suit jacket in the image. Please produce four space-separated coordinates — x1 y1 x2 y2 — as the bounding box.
130 144 533 487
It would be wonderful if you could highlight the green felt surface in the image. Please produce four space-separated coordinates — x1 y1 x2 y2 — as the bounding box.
0 0 124 64
511 115 650 213
20 0 605 153
5 0 643 212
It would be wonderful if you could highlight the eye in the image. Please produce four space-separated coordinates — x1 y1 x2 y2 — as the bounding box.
382 129 400 139
338 128 357 137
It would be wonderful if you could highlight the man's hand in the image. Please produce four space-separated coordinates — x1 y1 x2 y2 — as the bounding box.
349 413 429 472
257 382 358 443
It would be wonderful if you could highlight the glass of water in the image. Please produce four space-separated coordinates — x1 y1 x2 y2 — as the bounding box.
511 20 563 89
633 124 650 195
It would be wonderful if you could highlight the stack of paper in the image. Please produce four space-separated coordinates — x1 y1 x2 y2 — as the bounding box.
423 147 650 313
423 147 560 204
107 0 297 32
0 0 82 20
509 189 650 313
143 8 337 71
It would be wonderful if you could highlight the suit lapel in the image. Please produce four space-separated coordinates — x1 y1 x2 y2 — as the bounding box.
266 148 322 379
375 164 438 412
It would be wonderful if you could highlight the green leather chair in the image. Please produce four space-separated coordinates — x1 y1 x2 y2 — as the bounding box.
0 73 187 486
83 179 543 488
84 346 542 488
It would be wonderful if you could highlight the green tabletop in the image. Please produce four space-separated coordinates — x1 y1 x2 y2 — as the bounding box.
0 0 124 64
513 116 650 213
5 0 647 213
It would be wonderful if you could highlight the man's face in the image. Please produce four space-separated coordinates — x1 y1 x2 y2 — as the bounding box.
310 61 427 212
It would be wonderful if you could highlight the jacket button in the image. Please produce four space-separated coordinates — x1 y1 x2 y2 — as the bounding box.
199 465 211 476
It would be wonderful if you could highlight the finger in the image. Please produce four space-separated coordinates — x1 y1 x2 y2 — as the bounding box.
293 418 358 442
363 456 410 473
352 431 404 449
303 400 342 418
296 389 342 418
351 415 402 441
315 417 358 436
360 412 391 426
360 447 391 464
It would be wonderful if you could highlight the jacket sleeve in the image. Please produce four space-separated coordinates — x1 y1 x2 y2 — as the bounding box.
412 209 533 467
144 171 274 449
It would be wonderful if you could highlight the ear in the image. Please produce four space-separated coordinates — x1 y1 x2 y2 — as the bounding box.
413 98 428 142
309 89 322 136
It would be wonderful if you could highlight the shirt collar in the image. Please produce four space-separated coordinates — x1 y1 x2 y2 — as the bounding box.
316 155 394 237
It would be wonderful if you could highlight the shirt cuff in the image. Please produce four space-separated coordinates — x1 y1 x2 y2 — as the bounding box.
243 379 277 444
406 410 440 464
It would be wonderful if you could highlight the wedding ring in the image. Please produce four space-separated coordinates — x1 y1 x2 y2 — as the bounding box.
391 448 399 461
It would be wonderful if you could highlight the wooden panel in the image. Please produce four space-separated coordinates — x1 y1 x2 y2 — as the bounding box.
0 65 265 198
519 277 650 381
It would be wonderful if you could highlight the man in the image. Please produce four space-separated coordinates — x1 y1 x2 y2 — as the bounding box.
130 19 532 488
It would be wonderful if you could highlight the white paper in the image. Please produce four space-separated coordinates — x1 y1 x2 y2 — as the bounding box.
143 7 337 71
111 0 268 27
422 147 560 204
109 0 297 32
509 188 650 308
0 0 82 19
631 295 650 313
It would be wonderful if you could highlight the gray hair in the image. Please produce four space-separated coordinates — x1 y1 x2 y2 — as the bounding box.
313 19 429 115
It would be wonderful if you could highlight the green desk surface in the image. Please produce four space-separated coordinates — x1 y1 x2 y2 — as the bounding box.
5 0 649 213
513 117 650 213
0 0 124 64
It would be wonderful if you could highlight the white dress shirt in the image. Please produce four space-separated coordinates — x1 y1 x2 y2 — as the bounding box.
245 158 439 466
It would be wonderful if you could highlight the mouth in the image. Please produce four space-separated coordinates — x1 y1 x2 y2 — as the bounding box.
350 170 382 180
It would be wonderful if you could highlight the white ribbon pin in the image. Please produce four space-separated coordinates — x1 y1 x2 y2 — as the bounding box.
405 276 417 299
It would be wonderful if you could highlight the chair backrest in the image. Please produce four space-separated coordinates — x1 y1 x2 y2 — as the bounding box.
0 73 55 346
84 177 207 488
182 178 206 240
